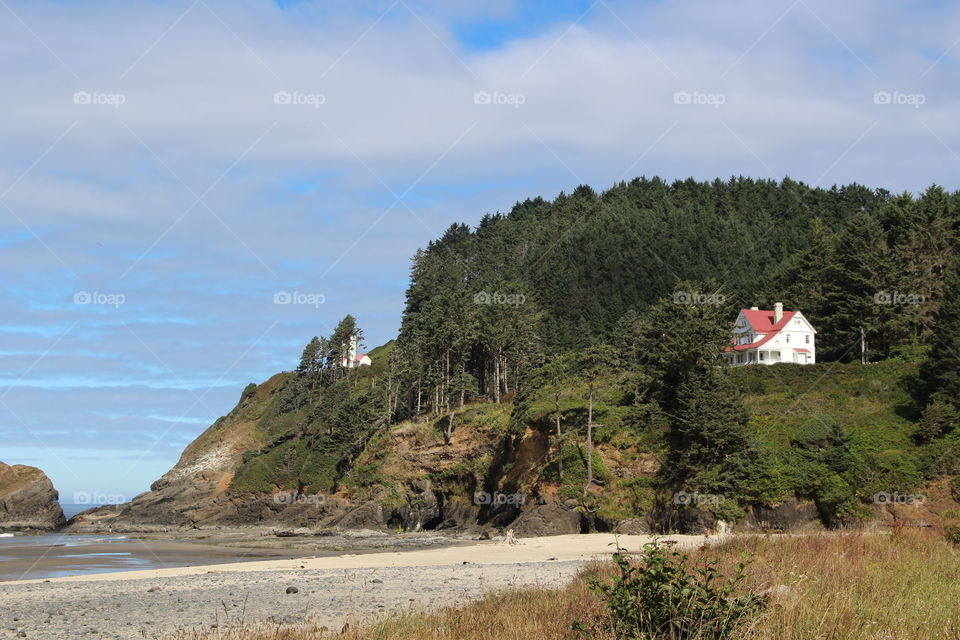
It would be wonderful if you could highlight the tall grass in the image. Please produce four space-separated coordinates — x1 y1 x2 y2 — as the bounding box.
169 530 960 640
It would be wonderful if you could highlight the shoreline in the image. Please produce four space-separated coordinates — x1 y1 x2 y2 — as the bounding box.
7 533 703 584
0 533 704 640
0 529 474 583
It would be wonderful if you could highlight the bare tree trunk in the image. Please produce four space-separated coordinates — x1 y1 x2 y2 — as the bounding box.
460 389 465 409
584 383 594 496
555 391 563 482
493 354 501 403
445 407 454 444
502 355 509 394
415 375 422 419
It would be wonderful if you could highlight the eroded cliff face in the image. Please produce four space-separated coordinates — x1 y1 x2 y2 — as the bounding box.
66 362 953 537
65 371 599 535
0 461 66 531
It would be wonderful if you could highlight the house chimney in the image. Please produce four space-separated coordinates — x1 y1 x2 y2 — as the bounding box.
750 306 759 311
774 302 783 324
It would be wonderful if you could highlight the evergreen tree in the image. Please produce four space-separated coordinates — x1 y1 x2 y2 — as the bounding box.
820 212 894 361
665 368 755 495
575 343 618 495
920 270 960 409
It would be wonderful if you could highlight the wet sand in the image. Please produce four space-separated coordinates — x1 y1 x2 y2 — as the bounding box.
0 538 309 582
0 530 468 582
0 533 706 639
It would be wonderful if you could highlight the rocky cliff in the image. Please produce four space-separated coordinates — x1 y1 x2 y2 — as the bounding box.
0 461 66 531
68 359 956 537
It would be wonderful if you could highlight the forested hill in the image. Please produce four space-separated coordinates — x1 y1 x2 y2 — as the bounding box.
78 176 960 535
396 176 957 408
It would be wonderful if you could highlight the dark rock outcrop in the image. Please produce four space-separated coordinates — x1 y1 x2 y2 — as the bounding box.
510 503 582 536
745 498 822 531
0 461 66 530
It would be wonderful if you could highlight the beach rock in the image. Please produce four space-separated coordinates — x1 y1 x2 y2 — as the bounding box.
510 503 582 537
0 461 66 531
613 518 651 535
284 586 299 594
744 498 821 531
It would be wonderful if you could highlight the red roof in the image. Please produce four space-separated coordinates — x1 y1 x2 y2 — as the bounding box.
740 309 797 332
794 348 810 353
725 309 798 352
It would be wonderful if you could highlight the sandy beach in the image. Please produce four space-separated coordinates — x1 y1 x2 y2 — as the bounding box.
0 533 703 639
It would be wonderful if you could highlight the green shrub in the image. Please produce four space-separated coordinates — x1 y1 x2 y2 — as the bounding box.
945 525 960 545
574 542 767 639
951 476 960 502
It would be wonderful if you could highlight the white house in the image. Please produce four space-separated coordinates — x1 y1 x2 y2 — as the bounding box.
339 335 372 368
725 302 816 366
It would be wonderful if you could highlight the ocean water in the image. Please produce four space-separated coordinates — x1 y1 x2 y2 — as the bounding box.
61 502 105 519
0 532 296 582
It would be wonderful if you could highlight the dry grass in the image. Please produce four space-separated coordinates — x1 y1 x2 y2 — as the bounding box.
170 529 960 640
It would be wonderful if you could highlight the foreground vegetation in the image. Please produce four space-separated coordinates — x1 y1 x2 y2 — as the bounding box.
169 529 960 640
198 176 960 532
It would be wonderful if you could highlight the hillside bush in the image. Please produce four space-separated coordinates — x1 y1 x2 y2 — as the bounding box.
574 542 767 639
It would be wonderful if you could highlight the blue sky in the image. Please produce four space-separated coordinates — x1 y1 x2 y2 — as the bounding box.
2 0 960 500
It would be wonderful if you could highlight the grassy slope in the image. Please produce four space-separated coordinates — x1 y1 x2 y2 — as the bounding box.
192 354 925 525
167 529 960 640
337 361 923 523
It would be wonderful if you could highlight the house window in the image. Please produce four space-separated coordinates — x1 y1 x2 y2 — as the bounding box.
759 352 765 361
805 335 810 344
786 334 790 343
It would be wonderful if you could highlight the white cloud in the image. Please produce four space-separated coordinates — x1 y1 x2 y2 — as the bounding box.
2 0 960 495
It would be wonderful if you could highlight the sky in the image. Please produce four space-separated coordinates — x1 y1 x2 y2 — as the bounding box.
2 0 959 501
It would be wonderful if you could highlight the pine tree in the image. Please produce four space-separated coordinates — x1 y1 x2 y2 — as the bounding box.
920 270 960 410
665 369 754 494
576 344 618 495
297 337 321 376
763 217 835 322
820 212 894 361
